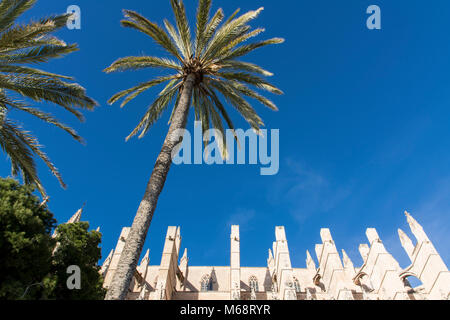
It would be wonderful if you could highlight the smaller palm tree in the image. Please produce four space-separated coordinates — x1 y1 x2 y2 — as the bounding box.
0 0 97 196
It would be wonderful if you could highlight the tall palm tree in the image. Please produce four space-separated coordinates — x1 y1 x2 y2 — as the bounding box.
104 0 284 300
0 0 97 196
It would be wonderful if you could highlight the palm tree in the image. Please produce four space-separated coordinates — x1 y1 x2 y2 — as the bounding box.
0 0 97 196
104 0 284 300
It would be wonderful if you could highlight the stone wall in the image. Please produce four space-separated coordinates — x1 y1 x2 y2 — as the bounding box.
102 212 450 300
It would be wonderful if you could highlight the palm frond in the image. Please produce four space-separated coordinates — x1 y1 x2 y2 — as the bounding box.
196 88 210 147
218 60 273 77
224 8 241 25
217 72 283 95
201 90 228 159
195 0 211 54
121 10 183 62
126 83 180 141
0 44 78 65
170 0 192 58
202 7 264 63
0 118 67 196
203 84 237 137
0 0 36 34
213 28 265 62
224 79 278 111
104 56 182 73
0 74 97 118
220 37 284 61
0 14 70 49
163 19 188 60
208 78 264 131
0 90 83 142
107 75 178 107
12 105 83 142
197 8 224 56
0 64 73 79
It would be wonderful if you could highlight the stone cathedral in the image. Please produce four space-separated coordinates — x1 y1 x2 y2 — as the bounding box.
98 212 450 300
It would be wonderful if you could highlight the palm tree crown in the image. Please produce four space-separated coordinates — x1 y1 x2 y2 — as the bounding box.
0 0 97 196
105 0 284 155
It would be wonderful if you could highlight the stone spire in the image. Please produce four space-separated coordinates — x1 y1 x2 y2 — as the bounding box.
405 211 429 242
137 249 150 281
178 248 189 290
342 249 354 271
272 227 297 300
320 228 334 243
51 204 85 240
175 227 181 254
398 228 415 258
267 248 275 273
230 225 241 300
101 249 114 276
359 244 370 262
154 227 180 300
306 250 316 270
366 228 382 245
268 248 274 261
315 244 324 263
140 249 150 266
180 248 188 264
67 204 85 224
102 227 130 288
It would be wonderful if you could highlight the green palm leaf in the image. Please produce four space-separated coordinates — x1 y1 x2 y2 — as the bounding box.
0 2 97 196
195 0 212 54
121 10 183 62
107 75 179 107
0 118 65 195
170 0 192 58
126 83 181 141
104 56 182 73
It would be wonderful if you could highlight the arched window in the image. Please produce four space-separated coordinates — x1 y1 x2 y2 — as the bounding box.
249 276 259 292
201 275 213 292
293 278 301 293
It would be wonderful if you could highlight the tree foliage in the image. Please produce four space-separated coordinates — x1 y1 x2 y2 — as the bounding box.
49 222 105 300
0 178 105 300
0 177 55 299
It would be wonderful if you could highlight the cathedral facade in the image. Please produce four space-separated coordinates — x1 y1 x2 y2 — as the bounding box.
100 212 450 300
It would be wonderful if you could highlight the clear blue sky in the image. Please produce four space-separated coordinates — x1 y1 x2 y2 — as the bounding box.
1 0 449 272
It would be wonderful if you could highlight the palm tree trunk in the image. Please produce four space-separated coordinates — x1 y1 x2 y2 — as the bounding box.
105 74 196 300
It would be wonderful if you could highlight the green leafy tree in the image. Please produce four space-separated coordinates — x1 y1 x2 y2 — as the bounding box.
0 177 55 299
49 222 105 300
0 178 105 300
0 0 97 196
104 0 284 299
